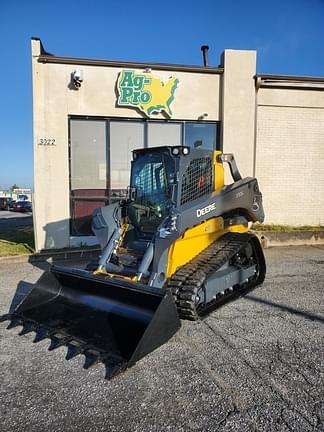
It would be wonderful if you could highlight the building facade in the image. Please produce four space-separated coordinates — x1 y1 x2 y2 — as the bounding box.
31 39 324 252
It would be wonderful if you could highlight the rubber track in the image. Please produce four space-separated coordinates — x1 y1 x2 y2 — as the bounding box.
167 232 262 320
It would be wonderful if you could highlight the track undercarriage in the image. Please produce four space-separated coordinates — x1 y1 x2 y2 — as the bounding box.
169 232 266 320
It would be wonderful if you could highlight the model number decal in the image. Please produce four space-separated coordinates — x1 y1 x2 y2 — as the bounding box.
38 138 56 146
196 203 216 218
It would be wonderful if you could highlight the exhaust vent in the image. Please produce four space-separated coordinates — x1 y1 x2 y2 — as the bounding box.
201 45 209 67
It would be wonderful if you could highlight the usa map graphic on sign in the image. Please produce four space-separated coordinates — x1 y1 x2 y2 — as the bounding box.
116 70 179 117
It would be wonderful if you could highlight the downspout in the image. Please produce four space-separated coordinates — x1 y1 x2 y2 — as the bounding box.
253 76 262 177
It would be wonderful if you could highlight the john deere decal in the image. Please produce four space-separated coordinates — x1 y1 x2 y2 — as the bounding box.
116 70 179 117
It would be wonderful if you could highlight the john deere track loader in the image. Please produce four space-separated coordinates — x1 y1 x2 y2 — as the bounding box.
1 146 266 378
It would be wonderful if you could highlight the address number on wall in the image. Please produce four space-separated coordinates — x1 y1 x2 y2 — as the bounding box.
38 138 56 146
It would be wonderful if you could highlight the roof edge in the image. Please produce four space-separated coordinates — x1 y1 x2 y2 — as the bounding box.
255 73 324 91
256 73 324 83
37 54 223 74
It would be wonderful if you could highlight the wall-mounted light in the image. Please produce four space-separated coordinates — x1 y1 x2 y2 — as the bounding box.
198 112 208 120
72 69 83 89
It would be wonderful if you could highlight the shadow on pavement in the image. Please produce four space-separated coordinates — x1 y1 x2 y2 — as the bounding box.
0 213 33 227
245 294 324 324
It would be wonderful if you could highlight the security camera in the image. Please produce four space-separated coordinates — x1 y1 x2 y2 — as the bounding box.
72 69 83 88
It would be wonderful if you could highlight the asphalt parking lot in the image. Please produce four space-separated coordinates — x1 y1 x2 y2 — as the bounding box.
0 246 323 432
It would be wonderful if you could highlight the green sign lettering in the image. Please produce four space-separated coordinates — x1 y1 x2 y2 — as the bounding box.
116 70 179 117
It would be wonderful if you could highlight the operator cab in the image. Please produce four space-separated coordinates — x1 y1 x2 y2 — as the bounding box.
127 148 177 239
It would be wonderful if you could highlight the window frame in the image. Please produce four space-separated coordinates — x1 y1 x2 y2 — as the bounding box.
68 115 221 237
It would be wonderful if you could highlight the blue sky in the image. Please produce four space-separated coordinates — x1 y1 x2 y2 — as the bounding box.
0 0 323 190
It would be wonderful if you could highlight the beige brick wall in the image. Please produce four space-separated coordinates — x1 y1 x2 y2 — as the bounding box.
256 104 324 225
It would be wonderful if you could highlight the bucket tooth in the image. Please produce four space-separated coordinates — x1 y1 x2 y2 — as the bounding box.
103 357 127 380
33 327 50 343
19 321 36 336
66 343 85 360
7 317 22 330
0 314 11 323
83 351 100 369
48 335 73 351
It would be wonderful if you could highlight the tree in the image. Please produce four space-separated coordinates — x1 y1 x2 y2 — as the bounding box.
10 184 19 191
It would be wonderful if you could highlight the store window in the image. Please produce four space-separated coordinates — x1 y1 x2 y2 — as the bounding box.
148 122 181 147
70 120 108 236
110 121 144 201
69 117 220 237
184 123 218 151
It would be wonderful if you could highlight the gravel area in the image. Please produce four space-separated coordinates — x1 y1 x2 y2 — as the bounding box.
0 246 323 431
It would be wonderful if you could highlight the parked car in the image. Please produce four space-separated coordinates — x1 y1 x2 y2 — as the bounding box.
0 197 15 211
12 200 32 213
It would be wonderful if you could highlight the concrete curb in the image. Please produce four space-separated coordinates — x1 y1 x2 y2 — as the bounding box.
0 254 31 264
253 230 324 248
1 232 323 263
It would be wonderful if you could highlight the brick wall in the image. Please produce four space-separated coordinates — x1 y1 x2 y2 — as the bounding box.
256 99 324 225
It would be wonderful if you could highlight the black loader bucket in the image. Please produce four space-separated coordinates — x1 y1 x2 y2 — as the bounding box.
1 266 181 379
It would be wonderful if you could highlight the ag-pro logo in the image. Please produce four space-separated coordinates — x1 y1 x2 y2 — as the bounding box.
116 70 179 117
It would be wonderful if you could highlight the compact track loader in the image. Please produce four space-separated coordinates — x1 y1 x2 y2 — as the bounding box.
1 146 266 378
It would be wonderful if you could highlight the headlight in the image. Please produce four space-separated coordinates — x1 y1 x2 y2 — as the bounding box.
182 147 190 155
172 147 180 155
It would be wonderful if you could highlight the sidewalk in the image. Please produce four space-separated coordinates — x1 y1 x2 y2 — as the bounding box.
254 229 324 248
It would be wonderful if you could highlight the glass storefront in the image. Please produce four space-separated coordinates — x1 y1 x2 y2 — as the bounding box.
69 117 220 236
184 123 217 150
